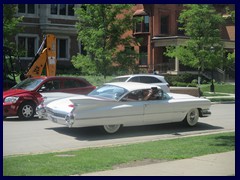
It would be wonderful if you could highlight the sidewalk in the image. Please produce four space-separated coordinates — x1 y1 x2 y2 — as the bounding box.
204 92 235 99
81 151 235 176
203 93 235 104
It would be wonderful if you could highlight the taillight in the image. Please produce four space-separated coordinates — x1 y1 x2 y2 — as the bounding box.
68 104 75 108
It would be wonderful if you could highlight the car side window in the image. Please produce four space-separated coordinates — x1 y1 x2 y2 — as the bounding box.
52 80 60 90
40 80 55 92
75 80 88 87
128 77 140 82
121 90 141 101
124 89 162 101
64 80 77 89
140 76 162 83
63 79 88 89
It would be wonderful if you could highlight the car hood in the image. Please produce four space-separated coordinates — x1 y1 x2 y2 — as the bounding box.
3 89 31 98
168 93 209 101
168 93 196 99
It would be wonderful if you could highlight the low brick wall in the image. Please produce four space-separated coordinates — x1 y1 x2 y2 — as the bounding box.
170 87 200 97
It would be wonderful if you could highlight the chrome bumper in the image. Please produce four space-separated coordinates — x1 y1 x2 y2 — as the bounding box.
36 103 47 119
200 109 211 117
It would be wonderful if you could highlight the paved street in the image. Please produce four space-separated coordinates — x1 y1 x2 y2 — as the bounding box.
3 103 235 156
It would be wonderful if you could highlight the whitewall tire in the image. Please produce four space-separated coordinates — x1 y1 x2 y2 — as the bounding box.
184 108 199 126
102 124 121 134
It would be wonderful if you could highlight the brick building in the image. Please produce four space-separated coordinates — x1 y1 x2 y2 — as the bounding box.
14 4 235 80
132 4 235 81
15 4 80 70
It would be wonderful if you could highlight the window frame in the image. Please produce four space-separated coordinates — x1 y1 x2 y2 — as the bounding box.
160 15 170 35
16 34 39 60
134 15 150 33
17 4 38 17
56 37 70 60
50 4 76 18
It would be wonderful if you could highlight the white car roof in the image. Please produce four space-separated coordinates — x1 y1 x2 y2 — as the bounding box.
115 74 165 78
105 82 161 92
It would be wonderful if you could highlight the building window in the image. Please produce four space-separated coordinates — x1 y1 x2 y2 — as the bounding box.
144 16 149 32
135 16 149 33
177 21 185 35
51 4 75 16
161 16 169 34
139 46 148 65
79 41 87 56
50 4 57 14
60 4 66 15
57 38 69 59
68 4 74 16
18 4 35 14
18 36 37 58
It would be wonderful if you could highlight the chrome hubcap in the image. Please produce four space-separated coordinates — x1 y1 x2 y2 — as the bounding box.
22 105 33 117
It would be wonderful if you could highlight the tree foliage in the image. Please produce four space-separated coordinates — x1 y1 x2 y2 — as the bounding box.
165 4 225 74
72 4 137 77
3 4 23 48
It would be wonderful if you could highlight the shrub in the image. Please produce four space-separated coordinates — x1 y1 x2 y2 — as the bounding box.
165 73 210 86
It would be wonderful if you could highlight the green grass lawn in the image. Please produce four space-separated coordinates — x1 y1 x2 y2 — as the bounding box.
200 84 235 94
3 132 235 176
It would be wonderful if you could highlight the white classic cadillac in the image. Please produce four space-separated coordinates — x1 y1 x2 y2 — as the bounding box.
43 82 211 134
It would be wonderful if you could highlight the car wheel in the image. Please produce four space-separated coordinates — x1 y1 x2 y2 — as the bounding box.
102 124 121 134
18 102 36 120
184 108 199 126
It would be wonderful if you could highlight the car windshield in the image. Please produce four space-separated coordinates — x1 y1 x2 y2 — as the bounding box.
88 85 128 100
11 78 44 91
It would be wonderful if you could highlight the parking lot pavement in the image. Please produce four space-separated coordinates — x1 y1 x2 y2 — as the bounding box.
81 151 235 176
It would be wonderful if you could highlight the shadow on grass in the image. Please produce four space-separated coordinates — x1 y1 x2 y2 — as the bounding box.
211 135 235 147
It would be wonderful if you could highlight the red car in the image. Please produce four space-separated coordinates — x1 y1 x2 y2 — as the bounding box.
3 76 96 120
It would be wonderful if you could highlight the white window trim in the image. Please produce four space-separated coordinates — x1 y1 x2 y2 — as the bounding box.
16 4 39 18
16 34 40 60
49 4 77 20
56 36 70 61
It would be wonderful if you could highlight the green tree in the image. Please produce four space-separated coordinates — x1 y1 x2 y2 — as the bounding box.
165 4 225 89
72 4 137 78
3 4 23 80
3 4 23 49
225 6 235 74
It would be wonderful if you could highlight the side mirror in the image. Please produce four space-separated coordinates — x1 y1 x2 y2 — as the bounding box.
39 86 47 92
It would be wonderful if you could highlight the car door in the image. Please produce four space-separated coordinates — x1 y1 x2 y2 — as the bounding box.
143 93 182 125
71 98 144 127
110 100 144 126
104 90 145 126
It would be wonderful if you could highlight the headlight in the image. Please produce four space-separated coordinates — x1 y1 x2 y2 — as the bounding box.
4 96 19 103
